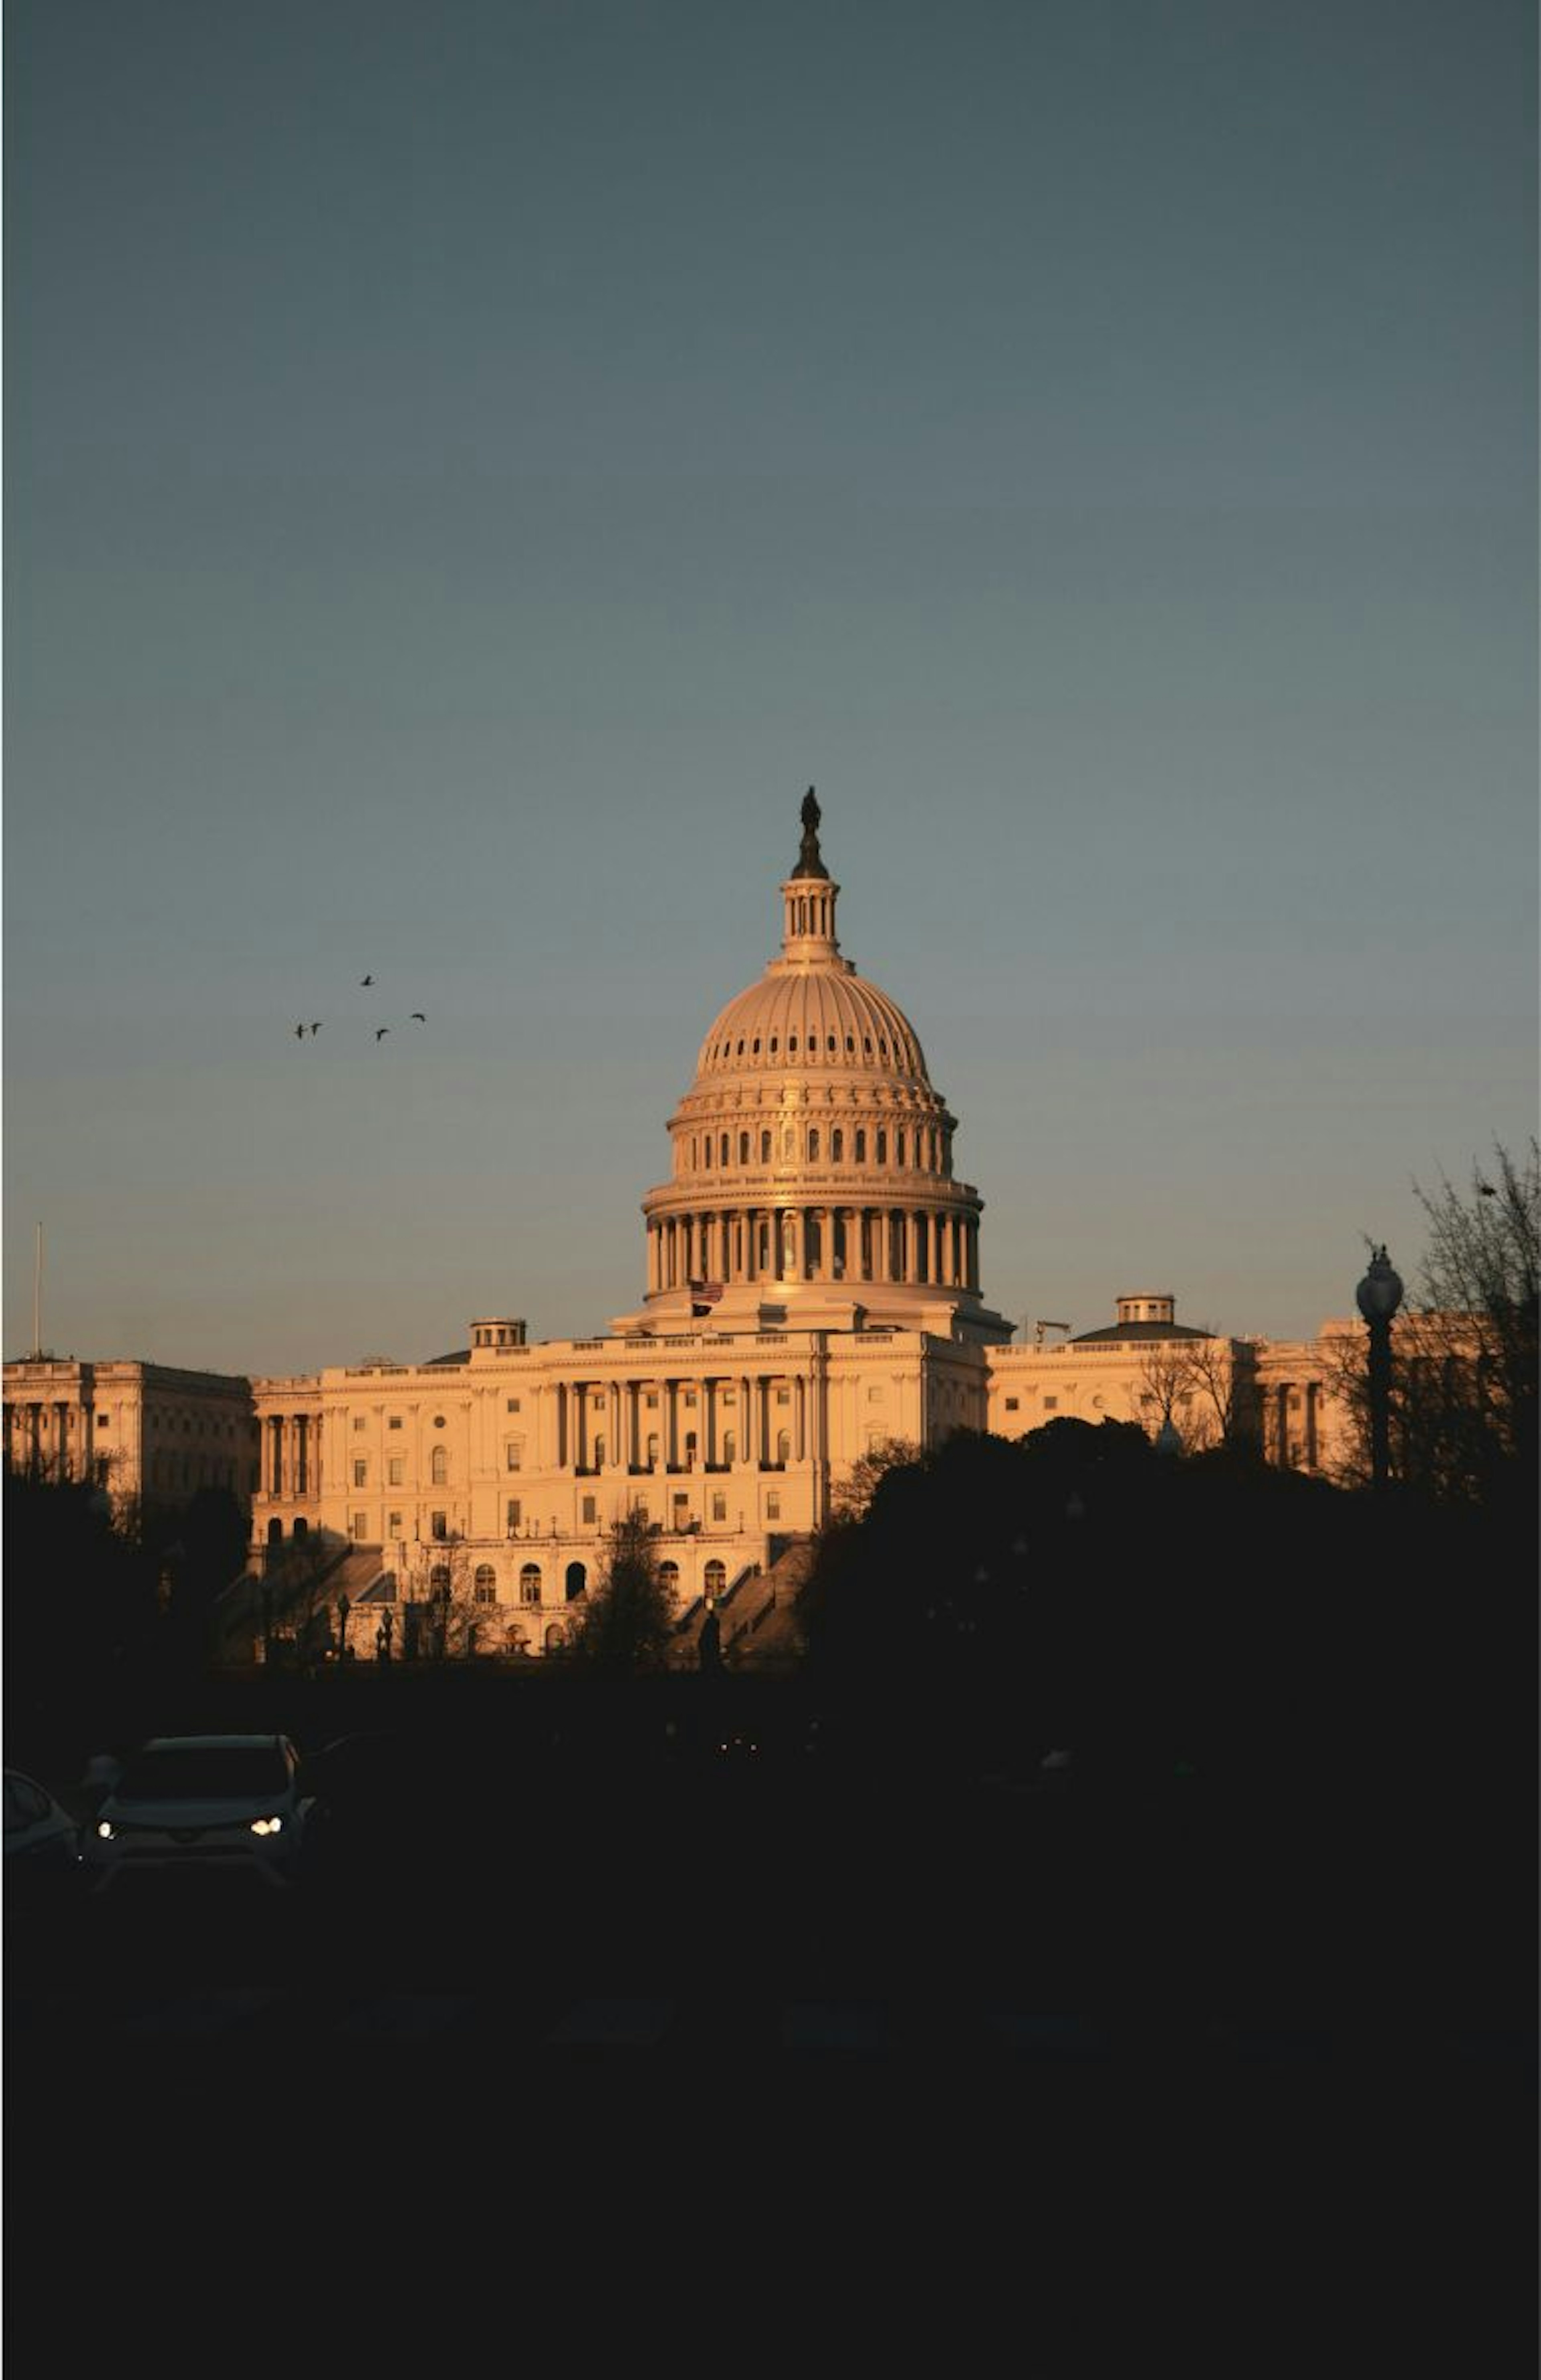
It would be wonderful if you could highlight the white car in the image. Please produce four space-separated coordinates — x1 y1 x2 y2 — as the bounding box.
85 1734 312 1891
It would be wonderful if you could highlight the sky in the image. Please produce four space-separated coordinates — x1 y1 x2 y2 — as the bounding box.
6 0 1535 1376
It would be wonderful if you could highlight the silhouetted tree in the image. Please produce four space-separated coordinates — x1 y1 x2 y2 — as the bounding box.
563 1509 678 1672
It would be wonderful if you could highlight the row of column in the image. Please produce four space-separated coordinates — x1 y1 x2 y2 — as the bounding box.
551 1374 809 1472
265 1413 324 1498
1265 1381 1319 1469
647 1207 980 1293
4 1400 77 1478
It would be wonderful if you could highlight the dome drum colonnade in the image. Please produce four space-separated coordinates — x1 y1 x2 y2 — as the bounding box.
641 793 986 1309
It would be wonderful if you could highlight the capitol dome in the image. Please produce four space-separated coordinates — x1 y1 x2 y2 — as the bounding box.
636 793 1003 1335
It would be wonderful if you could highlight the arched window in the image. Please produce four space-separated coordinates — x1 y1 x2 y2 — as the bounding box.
430 1564 452 1594
659 1561 680 1594
776 1430 791 1465
832 1129 844 1161
520 1565 543 1606
720 1134 729 1165
789 1035 798 1053
704 1559 726 1598
565 1561 587 1601
809 1128 820 1161
431 1445 448 1485
722 1431 736 1464
593 1435 606 1468
267 1518 283 1544
856 1128 867 1162
876 1130 888 1164
473 1564 496 1603
544 1624 564 1654
684 1432 698 1468
646 1434 659 1467
739 1132 750 1165
896 1130 907 1166
760 1130 771 1163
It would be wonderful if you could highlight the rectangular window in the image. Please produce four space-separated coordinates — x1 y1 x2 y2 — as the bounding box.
506 1443 522 1470
722 1392 736 1406
765 1492 781 1520
353 1459 368 1488
711 1494 726 1522
645 1393 659 1408
506 1398 521 1413
353 1416 366 1432
775 1388 790 1405
431 1511 447 1540
351 1511 366 1539
1004 1397 1019 1413
1043 1395 1058 1412
389 1416 403 1431
684 1392 697 1407
581 1496 597 1524
474 1581 496 1605
388 1457 404 1486
506 1499 521 1531
866 1386 885 1402
388 1512 403 1535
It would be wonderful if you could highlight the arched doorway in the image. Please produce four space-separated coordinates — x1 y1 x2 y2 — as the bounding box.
293 1516 308 1541
544 1624 564 1655
520 1564 542 1606
703 1559 726 1600
266 1518 283 1545
565 1561 586 1601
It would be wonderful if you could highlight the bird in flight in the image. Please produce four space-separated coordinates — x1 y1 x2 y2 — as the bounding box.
311 1022 322 1035
360 974 374 987
1478 1179 1497 1197
375 1027 390 1041
294 1023 306 1039
410 1011 426 1023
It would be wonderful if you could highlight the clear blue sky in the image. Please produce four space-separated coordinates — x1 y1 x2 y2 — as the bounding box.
6 0 1535 1374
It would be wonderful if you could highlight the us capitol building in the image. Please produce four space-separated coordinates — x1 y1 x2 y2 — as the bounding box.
5 796 1356 1658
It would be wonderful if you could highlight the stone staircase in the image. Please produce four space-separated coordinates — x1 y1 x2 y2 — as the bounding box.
721 1536 815 1670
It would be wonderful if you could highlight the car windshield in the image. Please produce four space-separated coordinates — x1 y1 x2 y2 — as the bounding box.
117 1748 289 1801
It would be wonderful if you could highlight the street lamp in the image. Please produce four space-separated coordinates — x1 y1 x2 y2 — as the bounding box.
1355 1244 1404 1492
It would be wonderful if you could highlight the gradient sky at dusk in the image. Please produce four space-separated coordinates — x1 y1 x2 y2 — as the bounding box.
6 0 1535 1375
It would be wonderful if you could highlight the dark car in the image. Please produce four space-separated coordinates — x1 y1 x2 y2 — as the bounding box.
4 1768 86 1906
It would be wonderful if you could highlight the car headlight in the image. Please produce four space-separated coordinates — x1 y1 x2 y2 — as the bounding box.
96 1821 116 1841
250 1816 285 1837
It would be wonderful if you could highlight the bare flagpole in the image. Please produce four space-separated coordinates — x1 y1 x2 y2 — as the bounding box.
34 1223 43 1358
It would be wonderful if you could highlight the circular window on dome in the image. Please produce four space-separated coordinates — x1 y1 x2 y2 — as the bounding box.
433 1415 445 1430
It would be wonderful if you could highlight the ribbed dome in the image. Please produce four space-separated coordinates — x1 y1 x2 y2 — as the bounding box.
694 969 929 1088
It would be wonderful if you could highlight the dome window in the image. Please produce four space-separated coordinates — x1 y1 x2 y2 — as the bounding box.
752 1038 760 1054
770 1037 778 1053
827 1035 836 1052
864 1037 872 1055
736 1039 745 1055
720 1134 729 1165
789 1035 798 1052
897 1131 907 1165
738 1132 749 1164
846 1035 854 1052
879 1039 888 1058
760 1130 771 1163
809 1129 820 1161
876 1130 888 1163
856 1129 867 1162
832 1129 844 1161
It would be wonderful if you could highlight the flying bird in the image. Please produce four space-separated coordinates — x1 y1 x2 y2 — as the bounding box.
360 974 374 987
375 1027 390 1041
294 1024 306 1039
1478 1180 1497 1196
410 1012 426 1023
311 1022 322 1035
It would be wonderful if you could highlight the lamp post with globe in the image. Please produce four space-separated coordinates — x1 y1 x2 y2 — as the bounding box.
1355 1244 1404 1493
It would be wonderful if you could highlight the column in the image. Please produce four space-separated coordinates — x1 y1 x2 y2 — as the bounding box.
795 1376 806 1461
608 1382 620 1468
791 1209 806 1280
